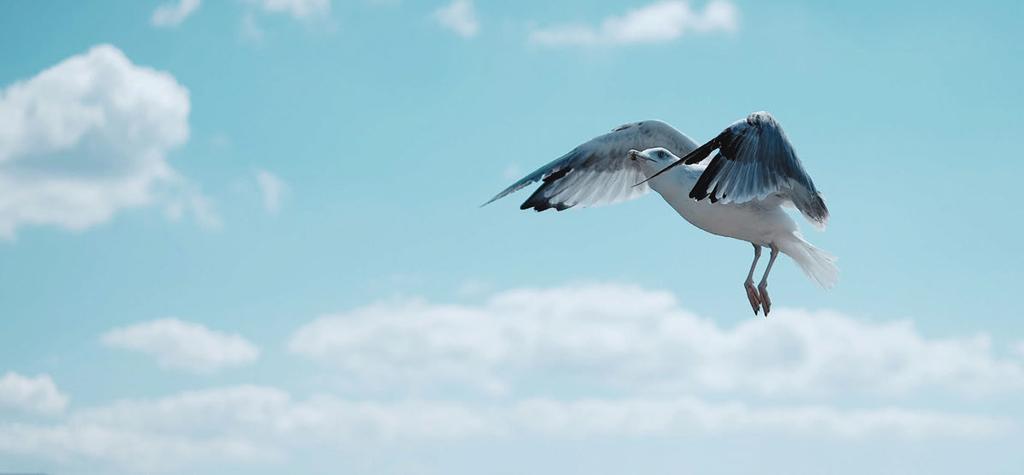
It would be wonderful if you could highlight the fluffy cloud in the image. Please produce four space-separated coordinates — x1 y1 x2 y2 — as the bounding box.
5 284 1021 472
0 385 1006 472
151 0 202 27
0 372 68 416
529 0 738 47
101 318 259 374
0 44 213 238
434 0 480 38
255 169 287 214
289 284 1024 398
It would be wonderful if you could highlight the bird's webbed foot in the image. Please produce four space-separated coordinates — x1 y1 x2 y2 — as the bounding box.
744 280 761 316
758 282 772 317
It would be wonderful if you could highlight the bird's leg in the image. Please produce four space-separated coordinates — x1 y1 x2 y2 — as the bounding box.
744 244 762 315
757 245 780 317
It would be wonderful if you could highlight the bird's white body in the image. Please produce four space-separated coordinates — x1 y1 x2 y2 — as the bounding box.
641 161 797 247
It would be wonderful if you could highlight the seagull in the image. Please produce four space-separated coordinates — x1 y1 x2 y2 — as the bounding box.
484 112 836 316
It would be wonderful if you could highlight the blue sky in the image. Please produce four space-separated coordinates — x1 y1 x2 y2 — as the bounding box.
0 0 1022 474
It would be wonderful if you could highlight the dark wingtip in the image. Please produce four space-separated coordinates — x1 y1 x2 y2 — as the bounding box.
688 154 724 202
520 190 547 211
808 193 830 228
519 201 540 211
689 182 710 201
519 199 573 212
519 193 552 212
515 166 577 212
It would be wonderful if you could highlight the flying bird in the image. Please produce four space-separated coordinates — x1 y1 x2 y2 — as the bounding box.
484 112 836 316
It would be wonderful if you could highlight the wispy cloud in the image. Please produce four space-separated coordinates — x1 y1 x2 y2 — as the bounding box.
529 0 738 47
101 319 259 374
0 385 1006 472
289 283 1024 397
245 0 331 20
5 283 1022 472
0 372 68 416
255 170 287 214
434 0 480 38
151 0 202 28
238 0 334 41
0 44 213 238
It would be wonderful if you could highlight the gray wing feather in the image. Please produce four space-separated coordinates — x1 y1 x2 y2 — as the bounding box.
483 120 697 212
690 112 829 227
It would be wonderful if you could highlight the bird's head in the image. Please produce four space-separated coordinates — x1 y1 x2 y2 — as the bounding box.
629 147 678 172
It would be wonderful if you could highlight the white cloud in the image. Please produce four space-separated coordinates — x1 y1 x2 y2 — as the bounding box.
0 44 214 238
5 283 1021 472
56 389 1019 441
434 0 480 38
101 318 259 374
238 0 332 40
0 422 266 473
255 169 287 214
151 0 202 28
0 385 1005 472
289 283 1024 398
246 0 331 19
529 0 738 47
0 372 68 416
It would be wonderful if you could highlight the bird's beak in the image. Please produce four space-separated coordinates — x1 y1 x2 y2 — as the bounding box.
630 149 655 163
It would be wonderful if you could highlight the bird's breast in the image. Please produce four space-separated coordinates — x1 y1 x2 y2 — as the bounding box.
649 166 791 245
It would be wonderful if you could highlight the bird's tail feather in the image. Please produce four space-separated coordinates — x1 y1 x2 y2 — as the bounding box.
778 233 838 289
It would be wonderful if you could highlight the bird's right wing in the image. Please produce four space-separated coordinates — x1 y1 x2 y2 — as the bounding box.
483 120 697 212
641 112 829 228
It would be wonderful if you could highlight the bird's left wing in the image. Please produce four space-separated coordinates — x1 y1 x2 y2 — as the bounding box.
644 112 829 227
483 120 697 212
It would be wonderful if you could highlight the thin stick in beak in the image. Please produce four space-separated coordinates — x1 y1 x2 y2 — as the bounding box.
634 134 723 187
